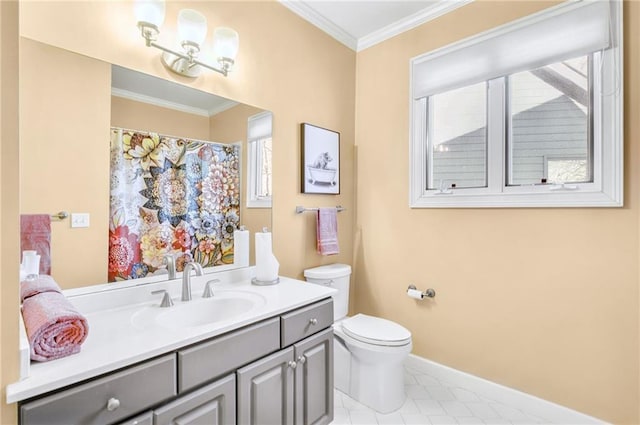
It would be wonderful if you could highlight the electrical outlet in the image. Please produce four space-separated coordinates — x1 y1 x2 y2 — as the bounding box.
71 213 90 228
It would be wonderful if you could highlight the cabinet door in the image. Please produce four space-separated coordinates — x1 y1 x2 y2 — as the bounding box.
294 328 334 425
116 411 152 425
237 347 295 425
153 374 235 425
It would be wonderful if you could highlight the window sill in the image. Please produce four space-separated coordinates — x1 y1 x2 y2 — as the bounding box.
410 189 623 208
247 199 272 209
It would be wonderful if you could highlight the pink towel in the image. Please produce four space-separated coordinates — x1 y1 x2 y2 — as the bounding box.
20 214 52 275
21 291 88 362
316 208 339 255
20 275 62 303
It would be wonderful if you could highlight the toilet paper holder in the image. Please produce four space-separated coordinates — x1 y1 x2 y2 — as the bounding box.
407 284 436 299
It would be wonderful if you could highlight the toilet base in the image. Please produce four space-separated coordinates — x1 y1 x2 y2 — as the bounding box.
349 354 406 413
333 328 412 414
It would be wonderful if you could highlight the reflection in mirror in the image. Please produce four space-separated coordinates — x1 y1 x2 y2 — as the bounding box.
110 67 274 282
107 126 242 281
19 39 271 289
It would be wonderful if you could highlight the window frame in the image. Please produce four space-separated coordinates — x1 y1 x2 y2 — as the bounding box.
409 1 622 208
246 112 273 209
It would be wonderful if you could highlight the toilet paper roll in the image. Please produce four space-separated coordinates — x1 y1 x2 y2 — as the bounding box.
407 288 424 300
233 230 249 268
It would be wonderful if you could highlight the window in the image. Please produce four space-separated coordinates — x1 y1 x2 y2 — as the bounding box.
428 82 487 190
410 0 622 208
508 56 591 187
247 111 273 208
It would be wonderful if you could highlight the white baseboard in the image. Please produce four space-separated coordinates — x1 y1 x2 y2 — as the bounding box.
405 354 608 424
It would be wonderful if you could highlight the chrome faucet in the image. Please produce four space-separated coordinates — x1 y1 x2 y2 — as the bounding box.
163 253 176 280
181 261 204 301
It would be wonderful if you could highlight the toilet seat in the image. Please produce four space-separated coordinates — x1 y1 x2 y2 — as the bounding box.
341 314 411 347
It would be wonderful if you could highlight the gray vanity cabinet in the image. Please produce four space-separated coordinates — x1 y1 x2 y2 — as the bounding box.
117 412 153 425
19 354 177 425
294 329 333 425
236 347 296 425
153 374 235 425
18 298 333 425
237 328 334 425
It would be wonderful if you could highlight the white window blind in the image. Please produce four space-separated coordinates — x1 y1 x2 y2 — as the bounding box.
412 0 613 98
248 111 272 141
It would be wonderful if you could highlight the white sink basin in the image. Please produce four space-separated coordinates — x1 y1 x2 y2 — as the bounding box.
131 290 266 330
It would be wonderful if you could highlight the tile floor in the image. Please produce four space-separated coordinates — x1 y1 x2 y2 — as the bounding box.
330 362 548 425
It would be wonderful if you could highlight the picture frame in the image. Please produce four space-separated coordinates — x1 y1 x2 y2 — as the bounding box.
300 123 340 194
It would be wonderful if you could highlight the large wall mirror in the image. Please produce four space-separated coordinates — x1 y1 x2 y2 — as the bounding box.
19 38 272 289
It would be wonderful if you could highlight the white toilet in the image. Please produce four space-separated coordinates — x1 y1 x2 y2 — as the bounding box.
304 263 412 413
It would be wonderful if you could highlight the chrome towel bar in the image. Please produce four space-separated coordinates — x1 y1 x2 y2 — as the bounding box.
51 211 69 221
295 205 346 214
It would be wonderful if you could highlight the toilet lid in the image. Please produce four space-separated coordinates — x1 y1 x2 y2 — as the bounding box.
341 314 411 347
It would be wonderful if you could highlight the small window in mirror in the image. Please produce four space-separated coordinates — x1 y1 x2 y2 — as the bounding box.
247 112 273 208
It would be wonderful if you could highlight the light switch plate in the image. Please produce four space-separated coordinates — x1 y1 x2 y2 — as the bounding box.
71 213 90 228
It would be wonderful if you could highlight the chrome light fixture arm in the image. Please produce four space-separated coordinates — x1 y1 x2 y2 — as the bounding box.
138 21 231 77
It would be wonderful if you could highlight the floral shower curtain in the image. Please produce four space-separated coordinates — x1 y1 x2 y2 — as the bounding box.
108 128 241 282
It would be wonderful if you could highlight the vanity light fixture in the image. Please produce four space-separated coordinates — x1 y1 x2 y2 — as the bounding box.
134 0 239 78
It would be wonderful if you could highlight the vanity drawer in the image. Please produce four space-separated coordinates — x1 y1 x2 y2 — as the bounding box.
177 317 280 393
19 354 177 425
281 298 333 347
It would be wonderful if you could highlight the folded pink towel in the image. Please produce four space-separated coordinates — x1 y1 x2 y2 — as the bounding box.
22 291 89 362
316 208 339 255
20 214 52 275
20 275 62 303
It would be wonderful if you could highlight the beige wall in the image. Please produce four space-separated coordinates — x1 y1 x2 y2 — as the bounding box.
1 1 20 423
354 1 639 423
20 38 111 288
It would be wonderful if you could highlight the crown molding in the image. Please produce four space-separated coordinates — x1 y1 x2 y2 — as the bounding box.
280 0 473 52
207 99 240 116
112 88 209 117
357 0 474 51
279 1 358 50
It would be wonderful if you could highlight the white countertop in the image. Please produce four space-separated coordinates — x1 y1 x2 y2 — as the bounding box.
7 269 336 403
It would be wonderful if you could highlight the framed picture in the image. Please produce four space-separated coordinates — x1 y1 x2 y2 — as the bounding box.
301 123 340 194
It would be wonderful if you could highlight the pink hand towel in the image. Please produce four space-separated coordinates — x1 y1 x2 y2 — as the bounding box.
20 214 52 275
21 292 89 362
20 274 62 303
316 208 339 255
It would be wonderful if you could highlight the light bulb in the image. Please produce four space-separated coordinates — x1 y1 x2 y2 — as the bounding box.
213 27 239 61
177 9 208 46
134 0 165 28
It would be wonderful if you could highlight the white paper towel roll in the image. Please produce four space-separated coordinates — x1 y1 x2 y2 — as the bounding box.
255 232 279 282
407 288 424 300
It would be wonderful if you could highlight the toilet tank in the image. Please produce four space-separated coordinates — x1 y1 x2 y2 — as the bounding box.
304 264 352 321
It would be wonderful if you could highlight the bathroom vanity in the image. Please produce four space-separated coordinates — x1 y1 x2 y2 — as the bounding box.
8 269 336 425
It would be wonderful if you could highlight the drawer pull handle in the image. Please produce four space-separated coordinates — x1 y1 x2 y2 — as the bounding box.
297 355 306 364
309 318 318 326
106 397 120 411
288 360 297 369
